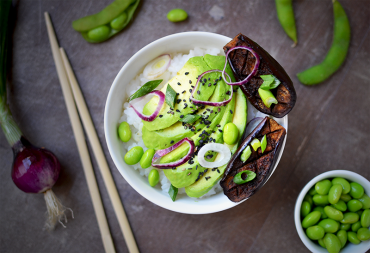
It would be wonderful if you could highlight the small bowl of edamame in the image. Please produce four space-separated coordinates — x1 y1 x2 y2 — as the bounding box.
294 170 370 253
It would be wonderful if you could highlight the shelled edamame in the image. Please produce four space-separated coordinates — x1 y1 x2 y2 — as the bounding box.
275 0 297 46
72 0 140 43
167 9 188 22
301 177 370 253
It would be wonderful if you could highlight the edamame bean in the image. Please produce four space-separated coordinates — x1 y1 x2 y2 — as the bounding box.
313 194 329 206
331 200 347 212
301 201 311 217
148 169 159 187
341 212 359 224
340 194 352 202
323 233 341 253
351 221 361 232
275 0 297 46
223 123 239 145
309 187 317 196
358 194 370 209
124 146 144 165
347 231 361 244
332 177 351 194
349 182 364 199
361 209 370 228
357 210 363 216
347 199 363 212
336 230 347 248
302 211 321 228
304 195 313 206
314 206 328 219
306 225 325 240
167 9 188 22
324 206 343 221
118 121 132 142
318 219 340 233
328 184 342 204
140 149 155 169
357 228 370 241
316 179 332 195
340 223 351 231
318 238 326 248
110 12 128 30
87 25 111 41
297 0 350 85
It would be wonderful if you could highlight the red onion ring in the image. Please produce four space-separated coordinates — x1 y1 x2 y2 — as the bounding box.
189 70 233 106
129 90 165 122
222 46 260 86
152 138 195 168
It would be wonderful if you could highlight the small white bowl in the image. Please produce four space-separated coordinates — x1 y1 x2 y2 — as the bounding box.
104 32 288 214
294 170 370 253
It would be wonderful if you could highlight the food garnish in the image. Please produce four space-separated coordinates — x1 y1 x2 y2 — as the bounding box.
168 184 178 202
129 79 163 101
261 135 267 153
165 84 177 109
198 143 231 169
233 170 256 185
250 138 261 151
240 146 251 163
129 90 165 121
143 54 171 80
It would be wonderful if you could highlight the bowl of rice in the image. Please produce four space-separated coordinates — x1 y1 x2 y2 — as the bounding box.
104 32 288 214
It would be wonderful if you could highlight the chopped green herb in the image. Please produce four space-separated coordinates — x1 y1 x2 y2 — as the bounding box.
165 84 177 108
241 146 252 162
261 135 267 153
168 184 178 202
258 88 278 108
259 75 281 90
129 79 163 101
250 138 261 151
179 114 201 124
233 170 256 185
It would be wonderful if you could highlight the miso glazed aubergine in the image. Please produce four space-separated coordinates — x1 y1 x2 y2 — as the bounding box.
118 33 295 202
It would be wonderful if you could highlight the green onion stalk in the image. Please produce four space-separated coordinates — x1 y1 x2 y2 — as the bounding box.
0 0 72 230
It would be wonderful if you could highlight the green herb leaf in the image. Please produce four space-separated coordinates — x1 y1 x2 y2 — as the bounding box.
179 114 201 124
240 145 252 162
129 79 163 101
168 184 178 202
165 84 177 108
233 170 256 185
261 135 267 153
259 75 281 90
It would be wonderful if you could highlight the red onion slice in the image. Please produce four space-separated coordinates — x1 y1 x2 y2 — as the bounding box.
152 138 195 168
222 46 260 86
190 70 233 106
129 90 165 122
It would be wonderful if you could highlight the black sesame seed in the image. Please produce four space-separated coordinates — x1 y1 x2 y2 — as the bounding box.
217 169 220 173
197 90 200 95
203 78 207 82
159 115 163 118
208 78 210 80
182 90 186 94
176 109 180 112
180 115 184 118
177 82 181 86
189 89 192 93
226 91 231 95
230 110 233 114
189 80 192 84
185 72 189 75
191 85 194 88
208 83 211 87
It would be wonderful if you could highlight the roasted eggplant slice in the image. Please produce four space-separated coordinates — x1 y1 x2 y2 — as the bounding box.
220 117 286 202
224 33 297 118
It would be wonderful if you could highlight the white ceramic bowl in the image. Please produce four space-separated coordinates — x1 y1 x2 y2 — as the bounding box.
294 170 370 253
104 32 288 214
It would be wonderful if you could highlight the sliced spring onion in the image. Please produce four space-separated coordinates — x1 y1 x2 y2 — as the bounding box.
143 54 171 80
179 114 201 124
250 138 261 151
233 170 257 185
261 135 267 153
240 145 252 162
222 46 260 86
168 184 178 202
129 90 165 122
259 75 281 90
190 70 233 106
129 79 163 101
258 88 278 108
198 143 231 168
165 84 177 108
152 137 195 168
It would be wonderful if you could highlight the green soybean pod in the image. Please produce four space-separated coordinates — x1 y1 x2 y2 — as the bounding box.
361 209 370 228
124 146 144 165
347 231 361 244
341 212 359 224
167 9 188 22
324 206 343 221
118 121 132 142
315 180 332 195
328 184 342 204
347 199 363 212
139 149 155 169
351 221 361 232
87 25 111 41
110 12 128 30
302 211 321 228
313 194 329 206
350 182 364 199
309 187 317 196
301 201 311 217
297 0 350 85
304 195 313 206
357 227 370 241
358 193 370 209
336 230 347 248
331 200 347 212
148 169 159 187
332 177 351 194
318 219 340 233
314 206 328 219
318 238 326 248
340 194 352 202
306 225 325 240
340 223 351 231
275 0 297 46
323 233 341 253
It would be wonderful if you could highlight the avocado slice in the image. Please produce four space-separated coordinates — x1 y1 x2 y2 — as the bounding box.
185 88 247 197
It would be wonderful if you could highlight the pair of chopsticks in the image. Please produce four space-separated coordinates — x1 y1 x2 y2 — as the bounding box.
44 12 139 253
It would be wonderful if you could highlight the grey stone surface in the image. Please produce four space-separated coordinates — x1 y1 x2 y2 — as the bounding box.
1 0 369 252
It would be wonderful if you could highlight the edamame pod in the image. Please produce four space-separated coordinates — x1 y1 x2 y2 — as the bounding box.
361 209 370 228
302 211 321 228
318 219 340 233
336 230 347 248
275 0 297 46
110 12 128 30
323 233 341 253
315 180 332 195
357 228 370 241
328 184 342 204
347 231 360 244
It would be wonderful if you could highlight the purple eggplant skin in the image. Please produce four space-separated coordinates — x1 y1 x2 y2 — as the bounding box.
224 33 297 118
220 117 286 202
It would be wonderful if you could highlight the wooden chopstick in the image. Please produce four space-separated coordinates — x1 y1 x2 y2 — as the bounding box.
59 47 139 253
44 12 115 253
